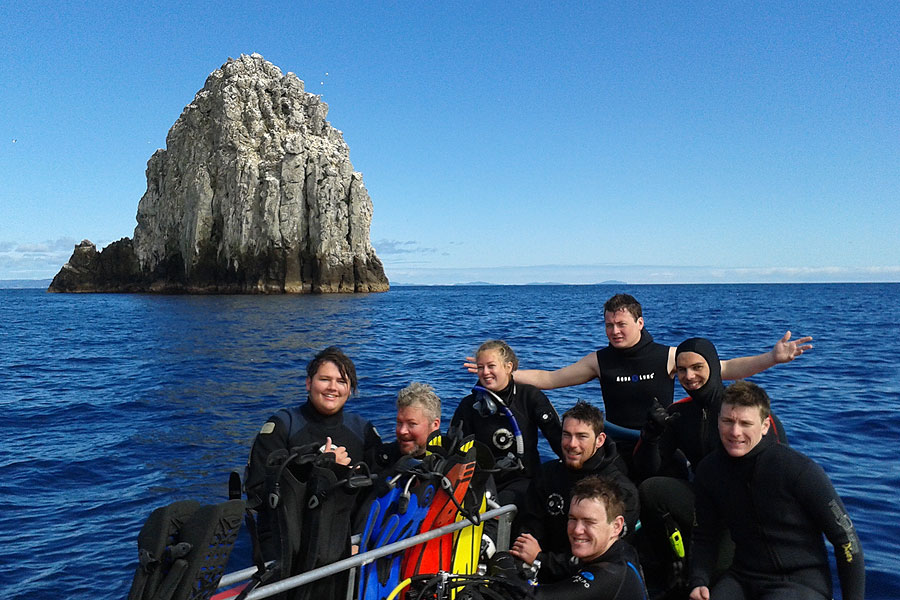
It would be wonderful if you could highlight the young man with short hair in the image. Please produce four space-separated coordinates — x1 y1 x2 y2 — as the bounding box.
515 476 648 600
515 400 638 560
689 381 864 600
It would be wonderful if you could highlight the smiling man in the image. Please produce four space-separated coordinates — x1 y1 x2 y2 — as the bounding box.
376 382 442 467
513 401 638 570
689 381 864 600
514 476 647 599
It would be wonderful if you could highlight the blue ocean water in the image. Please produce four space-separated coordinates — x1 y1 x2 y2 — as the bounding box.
1 284 897 599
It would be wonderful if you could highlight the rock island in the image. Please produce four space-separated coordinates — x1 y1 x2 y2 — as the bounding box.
50 53 389 293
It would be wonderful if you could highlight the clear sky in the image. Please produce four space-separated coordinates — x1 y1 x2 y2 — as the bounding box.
2 2 898 284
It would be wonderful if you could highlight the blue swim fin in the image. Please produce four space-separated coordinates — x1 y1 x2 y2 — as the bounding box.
373 477 436 600
359 474 407 600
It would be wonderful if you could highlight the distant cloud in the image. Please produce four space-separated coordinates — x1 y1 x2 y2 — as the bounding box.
0 237 81 279
708 266 900 281
15 238 79 254
374 239 437 255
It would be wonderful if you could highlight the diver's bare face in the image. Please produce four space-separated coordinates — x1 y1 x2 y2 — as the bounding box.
604 309 643 349
567 497 622 562
718 403 770 458
306 361 350 416
476 349 513 392
676 352 710 391
396 404 439 455
561 417 604 469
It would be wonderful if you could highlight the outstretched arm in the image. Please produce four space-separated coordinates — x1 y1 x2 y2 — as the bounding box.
720 331 813 380
507 352 601 390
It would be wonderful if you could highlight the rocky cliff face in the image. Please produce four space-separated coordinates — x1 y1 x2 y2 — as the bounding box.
50 53 388 293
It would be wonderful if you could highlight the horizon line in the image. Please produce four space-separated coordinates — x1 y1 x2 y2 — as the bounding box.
3 278 899 289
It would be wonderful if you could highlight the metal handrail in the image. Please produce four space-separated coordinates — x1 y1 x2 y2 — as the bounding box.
217 503 517 600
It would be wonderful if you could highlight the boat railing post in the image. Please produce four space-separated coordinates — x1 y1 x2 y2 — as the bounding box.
345 565 356 600
491 499 516 552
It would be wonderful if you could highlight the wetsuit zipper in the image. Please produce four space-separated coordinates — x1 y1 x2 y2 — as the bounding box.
746 457 785 574
700 408 708 456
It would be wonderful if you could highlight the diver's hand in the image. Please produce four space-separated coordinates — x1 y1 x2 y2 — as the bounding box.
689 586 710 600
323 436 351 466
509 533 541 565
464 356 478 375
642 399 670 441
772 331 813 364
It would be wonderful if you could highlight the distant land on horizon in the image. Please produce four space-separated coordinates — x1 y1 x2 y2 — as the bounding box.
0 279 52 289
393 280 628 287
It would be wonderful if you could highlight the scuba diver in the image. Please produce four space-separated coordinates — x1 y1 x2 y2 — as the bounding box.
452 339 564 508
406 477 647 600
516 400 638 560
243 346 381 600
690 381 864 600
511 475 648 599
632 337 788 596
376 381 443 467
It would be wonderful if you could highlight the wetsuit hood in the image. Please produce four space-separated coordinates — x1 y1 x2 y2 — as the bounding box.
676 337 723 409
616 327 655 357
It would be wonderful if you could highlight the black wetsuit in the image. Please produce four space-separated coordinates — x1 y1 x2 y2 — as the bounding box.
632 339 788 591
373 440 410 472
596 329 674 431
691 435 865 600
518 439 639 553
633 338 789 479
634 397 788 478
244 400 382 558
534 539 648 600
452 380 563 505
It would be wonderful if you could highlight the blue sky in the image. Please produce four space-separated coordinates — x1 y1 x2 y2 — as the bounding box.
1 2 898 284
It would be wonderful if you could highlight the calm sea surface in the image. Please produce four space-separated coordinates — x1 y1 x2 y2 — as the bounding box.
1 284 898 599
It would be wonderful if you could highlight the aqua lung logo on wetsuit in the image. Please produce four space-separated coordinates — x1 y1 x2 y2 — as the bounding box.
829 499 859 562
492 428 514 450
616 373 656 383
546 493 565 516
829 499 854 532
572 571 594 588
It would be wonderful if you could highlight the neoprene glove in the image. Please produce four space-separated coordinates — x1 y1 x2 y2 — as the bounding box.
642 398 669 441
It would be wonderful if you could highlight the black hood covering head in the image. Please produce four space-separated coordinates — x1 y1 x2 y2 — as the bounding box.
675 337 723 408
